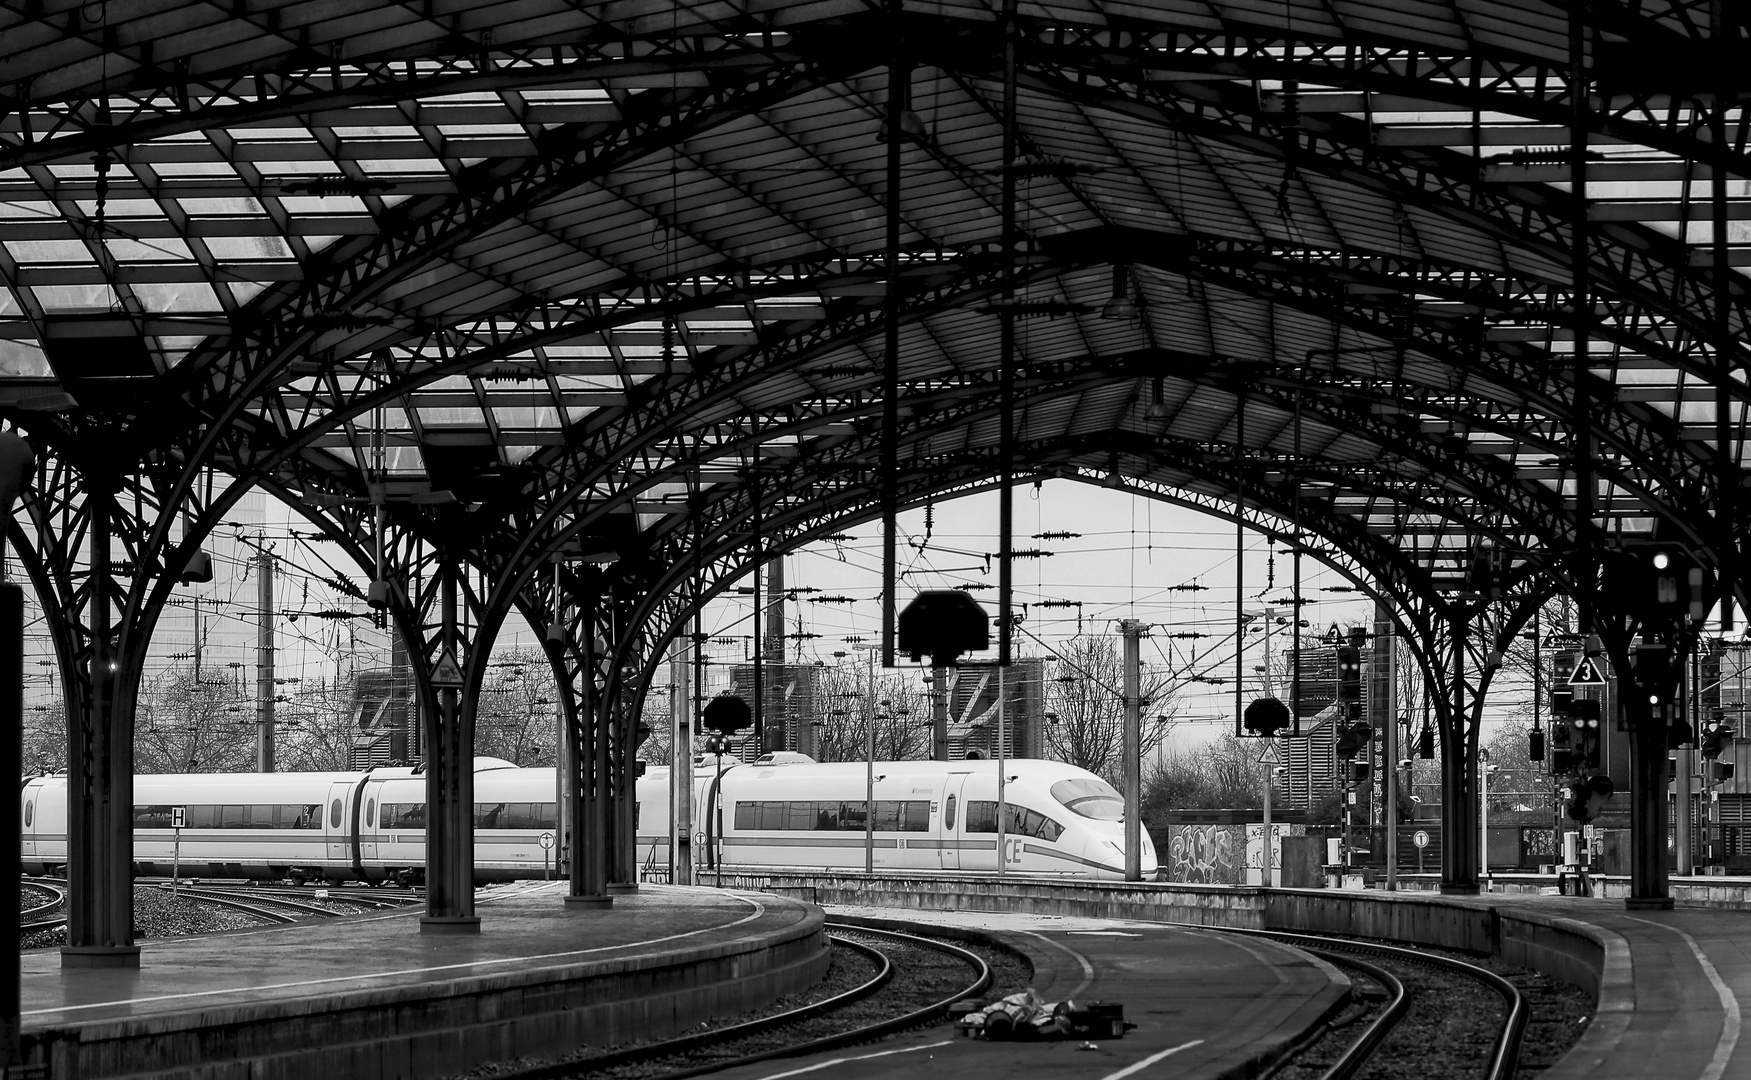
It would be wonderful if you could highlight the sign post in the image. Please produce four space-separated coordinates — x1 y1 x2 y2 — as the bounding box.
1413 828 1429 876
1257 741 1280 886
539 831 555 880
171 807 186 896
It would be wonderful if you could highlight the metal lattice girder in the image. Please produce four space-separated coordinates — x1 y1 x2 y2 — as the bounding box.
967 23 1751 370
0 29 812 172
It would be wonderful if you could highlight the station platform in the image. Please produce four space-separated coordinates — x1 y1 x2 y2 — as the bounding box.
20 882 828 1080
713 907 1352 1080
716 869 1751 1080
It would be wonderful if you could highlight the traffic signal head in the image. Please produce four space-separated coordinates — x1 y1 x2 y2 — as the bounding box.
1706 760 1737 786
1607 543 1713 626
1347 762 1372 786
1550 686 1574 718
1336 646 1362 702
1243 696 1292 737
1417 720 1435 759
1701 724 1735 759
1564 773 1615 823
1633 643 1676 706
1571 699 1603 769
1549 720 1576 774
1334 720 1371 758
1529 727 1545 762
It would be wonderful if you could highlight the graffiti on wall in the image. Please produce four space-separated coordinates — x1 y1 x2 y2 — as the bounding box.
1166 824 1244 884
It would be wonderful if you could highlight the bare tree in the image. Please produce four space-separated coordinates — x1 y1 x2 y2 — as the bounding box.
638 688 673 766
273 675 361 771
135 668 258 773
1045 634 1177 784
809 659 932 763
474 649 560 766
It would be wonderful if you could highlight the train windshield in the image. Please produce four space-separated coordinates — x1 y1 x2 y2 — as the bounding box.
1051 778 1124 820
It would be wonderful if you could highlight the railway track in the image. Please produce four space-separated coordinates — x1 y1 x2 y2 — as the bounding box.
471 922 992 1080
19 879 66 936
1230 930 1527 1080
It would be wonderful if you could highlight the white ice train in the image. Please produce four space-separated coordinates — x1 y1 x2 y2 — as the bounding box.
18 754 1156 883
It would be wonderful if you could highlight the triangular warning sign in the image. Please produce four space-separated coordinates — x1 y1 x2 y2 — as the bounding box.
1257 742 1281 766
1321 623 1343 646
1568 656 1607 686
431 650 465 689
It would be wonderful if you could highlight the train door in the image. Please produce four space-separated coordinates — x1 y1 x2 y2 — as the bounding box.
20 782 35 864
938 773 970 871
324 781 351 865
358 778 382 867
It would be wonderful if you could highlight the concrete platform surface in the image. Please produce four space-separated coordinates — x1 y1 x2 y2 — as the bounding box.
1464 895 1751 1080
19 883 829 1080
702 905 1351 1080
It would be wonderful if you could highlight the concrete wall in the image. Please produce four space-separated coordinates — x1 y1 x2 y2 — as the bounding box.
724 872 1614 1004
714 871 1270 927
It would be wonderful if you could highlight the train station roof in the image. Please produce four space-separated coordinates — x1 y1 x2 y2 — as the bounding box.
1 0 1744 612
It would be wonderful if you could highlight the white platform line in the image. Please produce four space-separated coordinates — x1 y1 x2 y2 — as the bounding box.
1098 1039 1204 1080
752 1039 955 1079
1621 915 1740 1080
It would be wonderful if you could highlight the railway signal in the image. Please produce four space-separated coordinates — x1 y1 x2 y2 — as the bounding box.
1335 646 1362 702
1571 699 1603 770
1565 774 1615 823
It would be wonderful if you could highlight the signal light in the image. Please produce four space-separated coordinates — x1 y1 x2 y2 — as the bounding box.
1348 762 1372 786
1529 727 1545 762
1550 686 1574 718
1706 760 1737 786
1417 720 1435 760
1549 720 1576 774
1336 646 1362 702
1334 721 1372 759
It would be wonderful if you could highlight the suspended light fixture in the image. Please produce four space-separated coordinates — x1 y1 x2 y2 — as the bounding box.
1145 377 1169 419
1102 263 1139 321
1102 453 1124 489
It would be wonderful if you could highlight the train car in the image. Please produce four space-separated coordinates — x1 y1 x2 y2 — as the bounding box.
635 754 1157 880
21 754 1154 884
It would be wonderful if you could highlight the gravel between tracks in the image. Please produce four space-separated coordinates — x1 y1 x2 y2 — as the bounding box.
22 885 293 950
444 935 1023 1080
1271 938 1591 1080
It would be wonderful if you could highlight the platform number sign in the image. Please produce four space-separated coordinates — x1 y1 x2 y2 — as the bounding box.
1412 830 1430 849
171 807 185 830
538 831 555 850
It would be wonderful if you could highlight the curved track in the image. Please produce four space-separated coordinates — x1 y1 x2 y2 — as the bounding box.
1233 929 1527 1080
19 879 66 936
477 922 990 1080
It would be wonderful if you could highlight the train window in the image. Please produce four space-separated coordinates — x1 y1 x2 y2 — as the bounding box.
218 805 249 829
382 803 426 828
963 803 1061 841
23 801 31 828
186 805 216 829
944 795 956 830
329 799 343 829
476 803 505 829
133 805 172 828
1050 778 1125 821
365 799 375 828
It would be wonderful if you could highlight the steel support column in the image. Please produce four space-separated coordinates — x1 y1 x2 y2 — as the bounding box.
421 553 479 933
61 481 138 967
1437 618 1480 894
